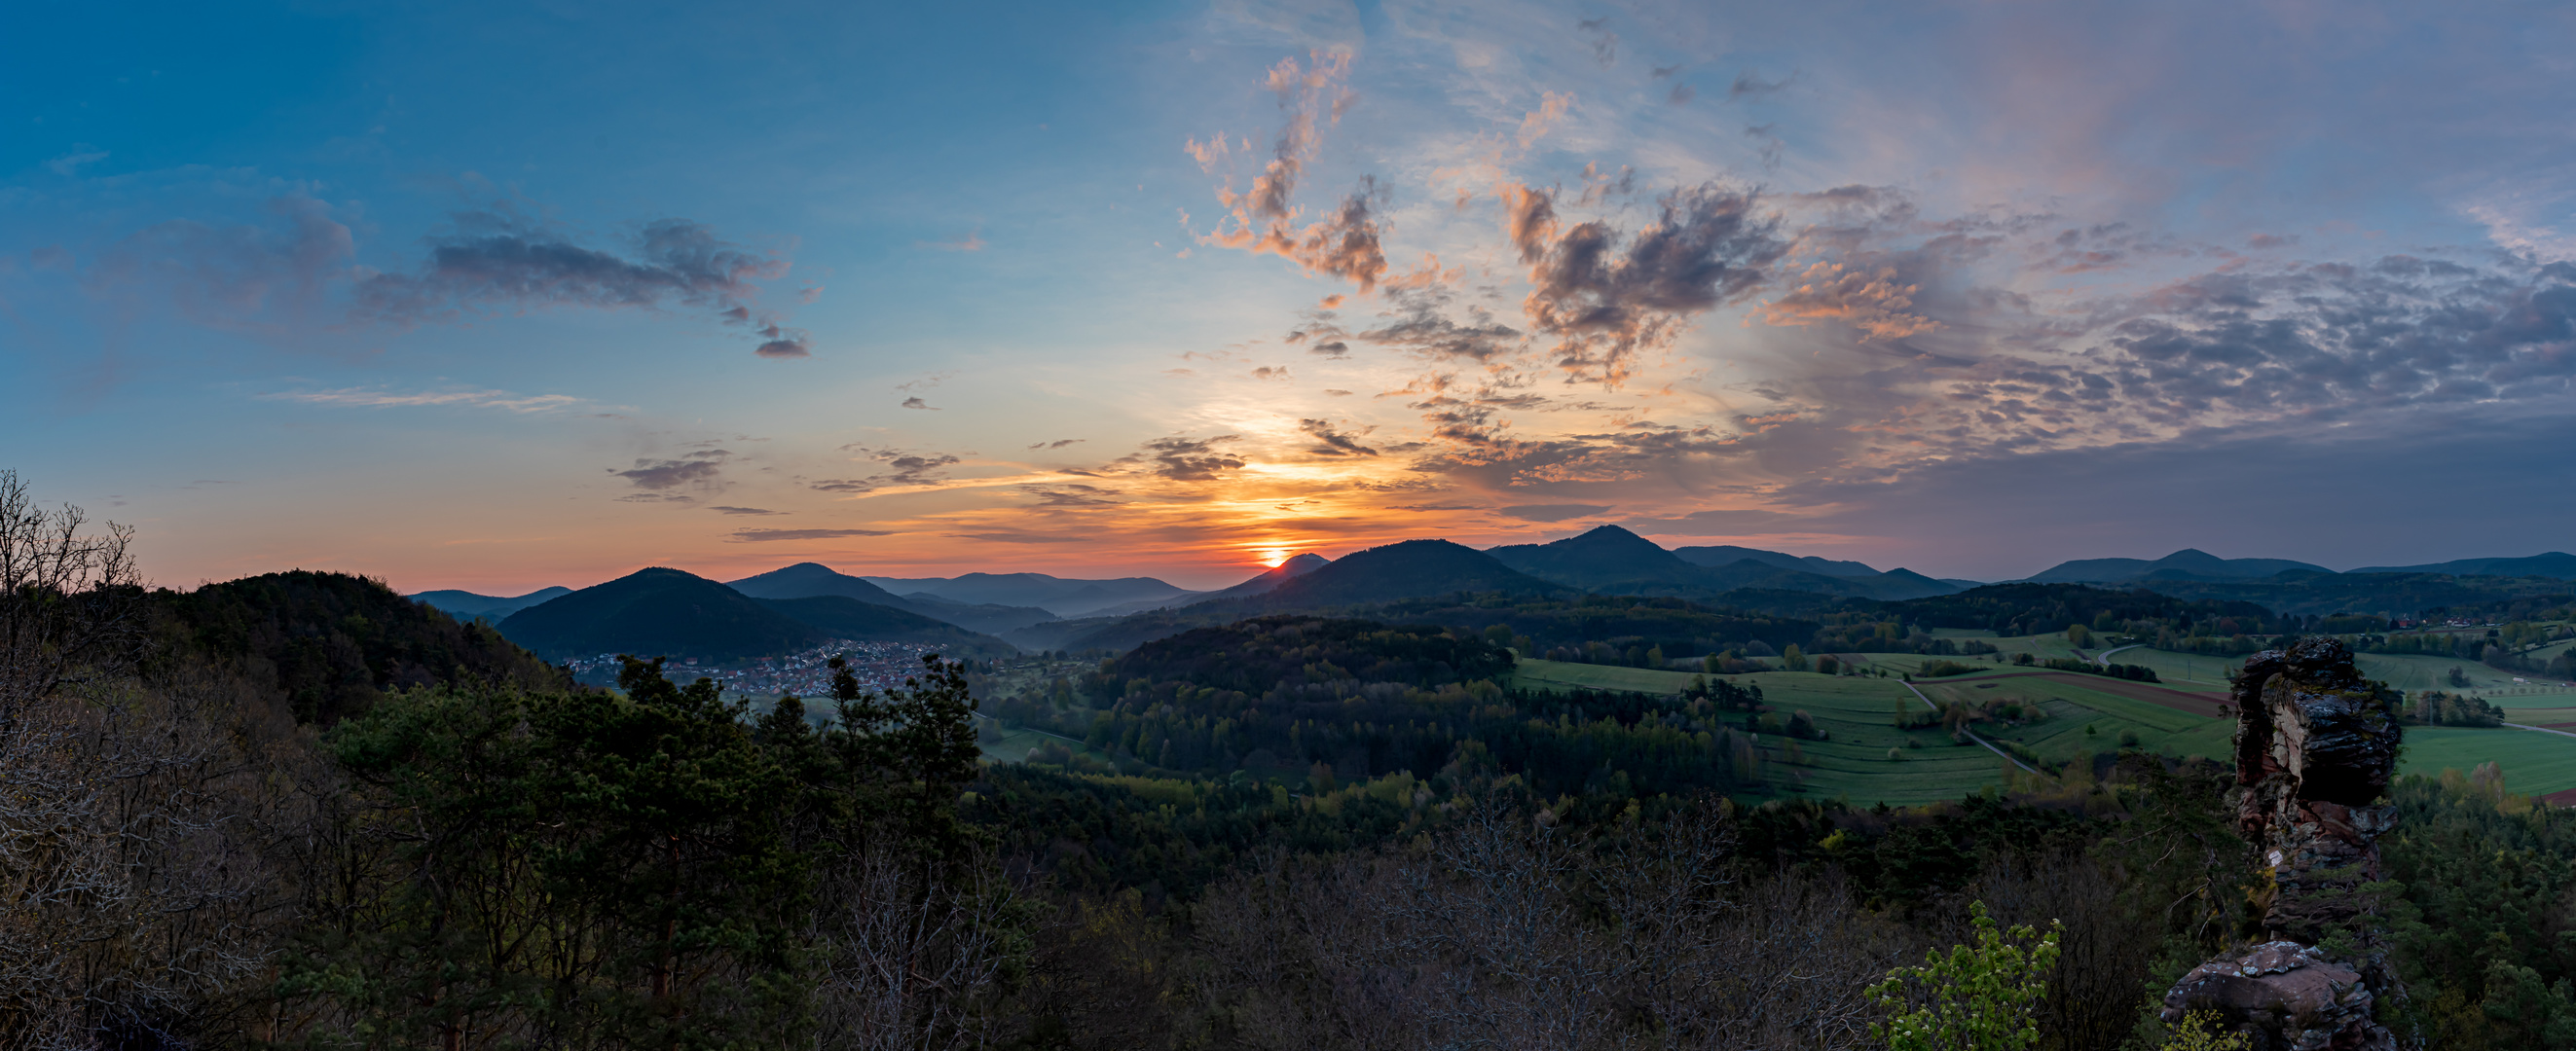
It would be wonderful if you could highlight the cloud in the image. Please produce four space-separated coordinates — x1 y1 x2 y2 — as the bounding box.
1323 388 1354 396
811 449 964 493
1516 91 1574 149
1191 52 1423 295
1577 18 1616 68
730 527 894 542
1624 508 1808 535
902 396 938 410
260 386 586 413
354 210 801 357
1023 484 1121 506
1115 435 1247 480
1298 417 1379 456
1727 70 1795 101
1499 503 1611 522
87 195 355 328
612 449 730 490
708 505 782 515
920 230 986 251
1027 438 1086 450
1508 181 1786 385
1755 261 1938 341
45 145 107 177
1252 365 1293 381
1359 288 1521 361
754 325 813 358
944 529 1094 544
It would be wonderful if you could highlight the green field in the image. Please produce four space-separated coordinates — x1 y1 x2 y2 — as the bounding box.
2401 727 2576 797
1508 657 2236 807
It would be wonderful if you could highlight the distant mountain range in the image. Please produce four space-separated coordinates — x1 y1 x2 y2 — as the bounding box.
494 566 1012 663
2022 549 2334 583
414 537 2576 665
412 586 573 620
859 571 1198 618
2019 547 2576 584
728 562 1055 634
2347 553 2576 577
1490 526 1963 601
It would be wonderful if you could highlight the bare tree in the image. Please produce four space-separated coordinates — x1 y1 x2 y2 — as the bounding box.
1189 797 1903 1051
812 838 1020 1051
0 471 306 1049
0 470 143 719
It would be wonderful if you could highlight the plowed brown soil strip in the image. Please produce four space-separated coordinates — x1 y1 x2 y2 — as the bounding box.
2544 787 2576 809
1931 670 2230 718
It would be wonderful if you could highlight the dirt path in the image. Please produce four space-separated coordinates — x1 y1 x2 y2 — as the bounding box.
1925 670 2231 719
1896 679 2039 775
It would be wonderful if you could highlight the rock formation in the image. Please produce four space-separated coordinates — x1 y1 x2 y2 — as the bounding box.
2159 637 2411 1051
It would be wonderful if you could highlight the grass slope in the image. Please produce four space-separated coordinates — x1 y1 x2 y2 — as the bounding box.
1506 656 2236 807
2401 727 2576 796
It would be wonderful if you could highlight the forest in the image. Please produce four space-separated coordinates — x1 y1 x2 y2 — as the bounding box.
13 472 2576 1051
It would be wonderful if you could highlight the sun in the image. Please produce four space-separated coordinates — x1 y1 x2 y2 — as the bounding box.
1257 548 1291 567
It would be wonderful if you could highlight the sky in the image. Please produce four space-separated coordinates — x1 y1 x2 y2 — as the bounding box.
8 0 2576 593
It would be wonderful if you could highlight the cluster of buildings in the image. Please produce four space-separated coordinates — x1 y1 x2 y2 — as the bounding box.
562 640 950 699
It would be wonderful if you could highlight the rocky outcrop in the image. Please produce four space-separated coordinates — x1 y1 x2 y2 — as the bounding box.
2161 637 2411 1050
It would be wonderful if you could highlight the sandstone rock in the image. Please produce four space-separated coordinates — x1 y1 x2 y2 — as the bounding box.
2165 638 2412 1049
2161 941 2389 1051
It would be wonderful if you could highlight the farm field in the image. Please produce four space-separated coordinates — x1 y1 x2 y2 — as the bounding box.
2401 727 2576 797
1508 658 2236 807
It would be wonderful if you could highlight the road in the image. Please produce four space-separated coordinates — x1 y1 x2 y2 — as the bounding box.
1897 678 2041 775
2506 722 2576 741
2093 643 2145 666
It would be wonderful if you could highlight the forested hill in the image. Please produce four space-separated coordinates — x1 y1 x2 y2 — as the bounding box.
1087 615 1514 699
988 613 1770 799
1871 582 2290 634
151 569 572 724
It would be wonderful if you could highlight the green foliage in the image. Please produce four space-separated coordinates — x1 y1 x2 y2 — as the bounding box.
274 651 992 1049
1867 901 2062 1051
149 569 570 725
1086 614 1513 701
2404 689 2504 727
2157 1011 2252 1051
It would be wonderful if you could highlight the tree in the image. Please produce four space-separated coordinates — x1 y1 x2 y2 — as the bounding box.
1783 644 1809 671
2066 624 2091 648
1867 900 2061 1051
279 660 809 1049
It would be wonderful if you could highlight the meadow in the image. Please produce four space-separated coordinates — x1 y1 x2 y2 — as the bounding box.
1510 656 2236 807
1513 629 2576 807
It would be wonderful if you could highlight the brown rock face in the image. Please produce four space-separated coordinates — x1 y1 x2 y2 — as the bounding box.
2163 637 2411 1050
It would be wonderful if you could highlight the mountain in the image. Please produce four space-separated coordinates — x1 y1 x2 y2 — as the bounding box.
1487 526 1698 585
2024 549 2333 583
748 596 1015 656
500 567 827 662
1073 553 1332 620
410 586 573 620
2347 553 2576 579
1672 544 1883 578
1200 552 1330 600
1489 526 1959 601
1261 539 1564 607
727 562 1056 634
164 570 572 725
859 571 1196 617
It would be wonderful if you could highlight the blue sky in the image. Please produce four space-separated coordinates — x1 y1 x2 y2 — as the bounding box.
7 0 2575 591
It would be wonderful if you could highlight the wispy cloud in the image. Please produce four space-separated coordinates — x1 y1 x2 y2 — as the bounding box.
261 386 590 413
613 450 730 490
730 527 894 542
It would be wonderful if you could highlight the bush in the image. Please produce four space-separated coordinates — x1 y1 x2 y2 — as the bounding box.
1921 660 1982 677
